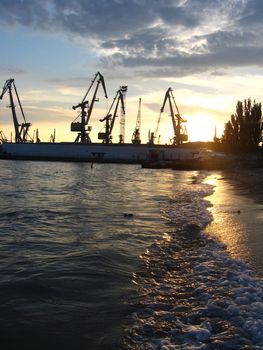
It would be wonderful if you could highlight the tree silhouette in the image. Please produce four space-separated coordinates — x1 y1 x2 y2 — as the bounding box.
222 99 263 152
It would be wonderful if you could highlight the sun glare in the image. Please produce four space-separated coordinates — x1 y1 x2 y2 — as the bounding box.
186 114 216 142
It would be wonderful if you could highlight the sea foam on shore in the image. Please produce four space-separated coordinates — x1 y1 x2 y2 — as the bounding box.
123 171 263 349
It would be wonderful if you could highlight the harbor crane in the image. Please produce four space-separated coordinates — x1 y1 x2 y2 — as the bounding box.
0 79 31 143
71 72 108 143
132 98 141 144
98 87 126 144
155 88 187 146
49 129 56 143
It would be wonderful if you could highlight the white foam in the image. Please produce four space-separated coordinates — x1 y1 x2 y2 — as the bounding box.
124 172 263 349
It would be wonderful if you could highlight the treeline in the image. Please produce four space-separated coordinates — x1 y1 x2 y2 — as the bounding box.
220 99 263 153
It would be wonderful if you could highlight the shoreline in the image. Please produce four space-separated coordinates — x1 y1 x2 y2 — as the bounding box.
205 169 263 277
142 155 263 170
222 168 263 204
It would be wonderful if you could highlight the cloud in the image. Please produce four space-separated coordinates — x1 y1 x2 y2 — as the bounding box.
238 0 263 27
0 65 26 76
0 0 262 77
0 0 199 37
105 44 263 75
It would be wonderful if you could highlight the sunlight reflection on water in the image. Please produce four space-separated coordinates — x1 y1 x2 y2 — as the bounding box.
205 172 263 276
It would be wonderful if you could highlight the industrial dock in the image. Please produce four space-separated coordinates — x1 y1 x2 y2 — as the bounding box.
0 72 198 164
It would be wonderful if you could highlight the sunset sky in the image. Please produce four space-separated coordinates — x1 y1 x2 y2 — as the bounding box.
0 0 263 144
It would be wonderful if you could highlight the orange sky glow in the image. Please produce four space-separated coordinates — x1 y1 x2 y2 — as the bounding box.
0 1 262 145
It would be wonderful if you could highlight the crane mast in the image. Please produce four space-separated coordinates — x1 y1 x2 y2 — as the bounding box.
132 98 142 144
118 86 127 143
0 79 31 143
156 87 187 146
71 72 108 143
98 88 125 144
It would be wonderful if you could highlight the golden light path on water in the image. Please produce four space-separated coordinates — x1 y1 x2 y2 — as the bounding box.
204 172 263 275
123 169 263 349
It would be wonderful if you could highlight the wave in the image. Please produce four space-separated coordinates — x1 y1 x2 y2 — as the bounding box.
123 171 263 349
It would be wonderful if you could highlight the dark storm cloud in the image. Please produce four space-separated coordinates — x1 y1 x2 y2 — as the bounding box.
0 0 262 77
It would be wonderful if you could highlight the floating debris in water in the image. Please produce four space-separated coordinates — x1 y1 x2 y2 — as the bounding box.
124 213 134 218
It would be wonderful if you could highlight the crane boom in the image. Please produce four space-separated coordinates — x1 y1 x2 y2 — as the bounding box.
71 72 108 143
81 72 107 103
85 72 108 127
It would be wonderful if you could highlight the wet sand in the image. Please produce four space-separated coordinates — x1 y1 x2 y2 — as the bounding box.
205 169 263 277
223 168 263 204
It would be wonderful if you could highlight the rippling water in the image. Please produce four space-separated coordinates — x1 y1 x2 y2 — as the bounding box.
0 161 263 350
0 160 189 349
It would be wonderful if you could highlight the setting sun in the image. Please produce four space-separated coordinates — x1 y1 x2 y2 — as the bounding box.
186 114 218 142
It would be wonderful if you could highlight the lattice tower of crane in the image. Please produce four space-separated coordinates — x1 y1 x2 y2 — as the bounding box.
118 86 127 143
132 98 142 144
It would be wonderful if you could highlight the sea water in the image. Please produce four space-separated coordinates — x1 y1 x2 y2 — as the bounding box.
0 161 262 350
